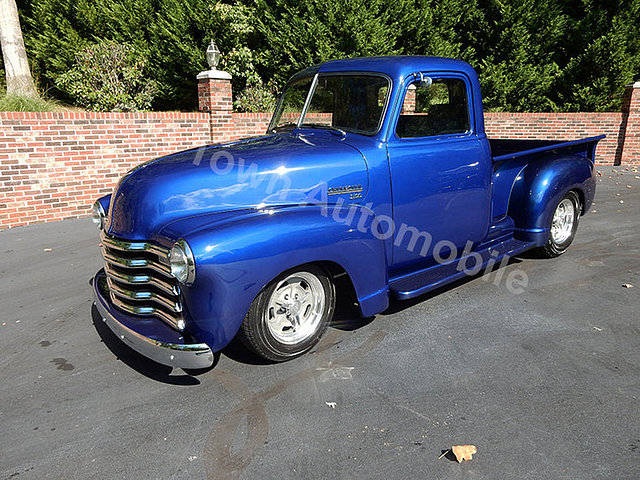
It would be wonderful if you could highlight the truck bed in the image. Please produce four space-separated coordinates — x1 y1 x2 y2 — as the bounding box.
490 136 605 163
489 135 605 222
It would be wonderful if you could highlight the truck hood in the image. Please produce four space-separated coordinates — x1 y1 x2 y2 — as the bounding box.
106 133 369 240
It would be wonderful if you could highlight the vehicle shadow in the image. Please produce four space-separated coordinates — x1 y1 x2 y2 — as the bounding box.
514 248 547 260
219 337 274 366
90 304 218 384
219 307 366 366
381 256 526 315
330 273 377 331
91 255 527 372
225 256 528 363
221 274 373 365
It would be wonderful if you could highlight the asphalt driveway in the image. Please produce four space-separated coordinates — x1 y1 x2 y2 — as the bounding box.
1 167 639 480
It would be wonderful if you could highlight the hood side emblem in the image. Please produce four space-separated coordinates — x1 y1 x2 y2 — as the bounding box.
327 184 363 196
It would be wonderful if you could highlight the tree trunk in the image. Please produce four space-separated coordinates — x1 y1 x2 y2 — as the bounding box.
0 0 38 97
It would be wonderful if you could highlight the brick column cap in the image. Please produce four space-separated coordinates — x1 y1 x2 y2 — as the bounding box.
197 69 232 81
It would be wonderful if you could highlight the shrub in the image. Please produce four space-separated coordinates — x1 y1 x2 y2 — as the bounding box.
56 40 157 111
234 81 277 113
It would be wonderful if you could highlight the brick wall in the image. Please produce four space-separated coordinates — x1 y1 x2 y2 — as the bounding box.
1 82 639 230
0 110 279 229
0 112 209 229
484 112 625 165
230 111 632 166
232 113 271 139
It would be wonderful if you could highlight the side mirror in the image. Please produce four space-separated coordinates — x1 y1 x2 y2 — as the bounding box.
419 73 432 89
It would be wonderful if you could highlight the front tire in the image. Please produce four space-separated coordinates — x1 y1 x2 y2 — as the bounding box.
537 191 581 258
238 265 336 362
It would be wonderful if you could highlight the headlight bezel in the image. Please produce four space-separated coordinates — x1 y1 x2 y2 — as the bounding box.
91 200 106 230
169 239 196 285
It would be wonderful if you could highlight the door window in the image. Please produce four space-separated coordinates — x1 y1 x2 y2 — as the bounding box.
396 78 470 138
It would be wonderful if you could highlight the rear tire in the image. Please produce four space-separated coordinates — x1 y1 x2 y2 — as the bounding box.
238 265 336 362
537 191 581 258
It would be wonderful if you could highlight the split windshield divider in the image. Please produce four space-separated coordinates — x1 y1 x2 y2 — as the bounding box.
297 73 319 129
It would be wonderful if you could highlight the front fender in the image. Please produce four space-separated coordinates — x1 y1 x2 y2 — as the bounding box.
507 154 595 245
161 205 389 352
97 194 112 214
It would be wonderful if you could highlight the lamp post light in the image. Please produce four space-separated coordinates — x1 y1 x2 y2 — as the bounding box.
206 40 221 70
197 38 231 113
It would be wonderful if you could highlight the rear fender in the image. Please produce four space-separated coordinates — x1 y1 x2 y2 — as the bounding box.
167 205 389 352
507 154 595 246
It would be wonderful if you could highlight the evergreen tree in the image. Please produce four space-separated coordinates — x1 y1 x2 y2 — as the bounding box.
15 0 640 112
24 0 155 104
553 0 640 111
253 0 416 89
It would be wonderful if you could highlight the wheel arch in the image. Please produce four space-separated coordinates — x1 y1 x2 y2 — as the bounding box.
247 259 357 311
572 187 587 216
314 260 364 316
506 154 595 246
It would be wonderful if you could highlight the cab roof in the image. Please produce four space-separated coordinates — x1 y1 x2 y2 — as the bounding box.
316 56 478 82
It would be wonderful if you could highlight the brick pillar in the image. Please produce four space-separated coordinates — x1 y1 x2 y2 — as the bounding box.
619 82 640 166
401 84 417 114
197 69 233 143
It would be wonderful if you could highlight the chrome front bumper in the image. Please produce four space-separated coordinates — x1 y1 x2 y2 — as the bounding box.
93 272 214 369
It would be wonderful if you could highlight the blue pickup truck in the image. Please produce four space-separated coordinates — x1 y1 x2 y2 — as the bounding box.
91 56 603 368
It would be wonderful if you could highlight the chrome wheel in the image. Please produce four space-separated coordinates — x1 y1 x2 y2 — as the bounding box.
239 265 336 361
264 271 326 345
550 198 575 244
537 191 581 258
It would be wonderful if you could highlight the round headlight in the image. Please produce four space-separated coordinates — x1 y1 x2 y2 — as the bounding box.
91 201 106 230
169 240 196 285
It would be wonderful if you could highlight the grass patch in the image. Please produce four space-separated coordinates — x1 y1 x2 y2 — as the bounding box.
0 93 62 112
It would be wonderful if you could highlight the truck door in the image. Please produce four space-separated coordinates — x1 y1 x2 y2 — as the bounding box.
386 74 491 271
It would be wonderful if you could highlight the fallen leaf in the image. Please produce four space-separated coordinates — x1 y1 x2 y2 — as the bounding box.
325 402 337 409
452 444 478 463
622 284 633 288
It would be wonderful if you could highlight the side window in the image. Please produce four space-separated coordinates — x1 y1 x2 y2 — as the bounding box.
396 78 470 138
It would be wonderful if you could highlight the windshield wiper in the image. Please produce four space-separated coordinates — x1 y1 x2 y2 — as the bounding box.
301 123 346 136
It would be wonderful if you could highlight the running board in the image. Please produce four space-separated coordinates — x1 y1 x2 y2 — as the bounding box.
389 238 536 300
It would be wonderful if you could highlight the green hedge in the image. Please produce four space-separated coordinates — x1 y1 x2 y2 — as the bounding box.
14 0 640 112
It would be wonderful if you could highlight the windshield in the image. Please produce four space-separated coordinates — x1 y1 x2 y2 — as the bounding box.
269 74 390 135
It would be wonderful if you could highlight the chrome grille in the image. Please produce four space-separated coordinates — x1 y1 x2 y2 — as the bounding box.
100 233 184 330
